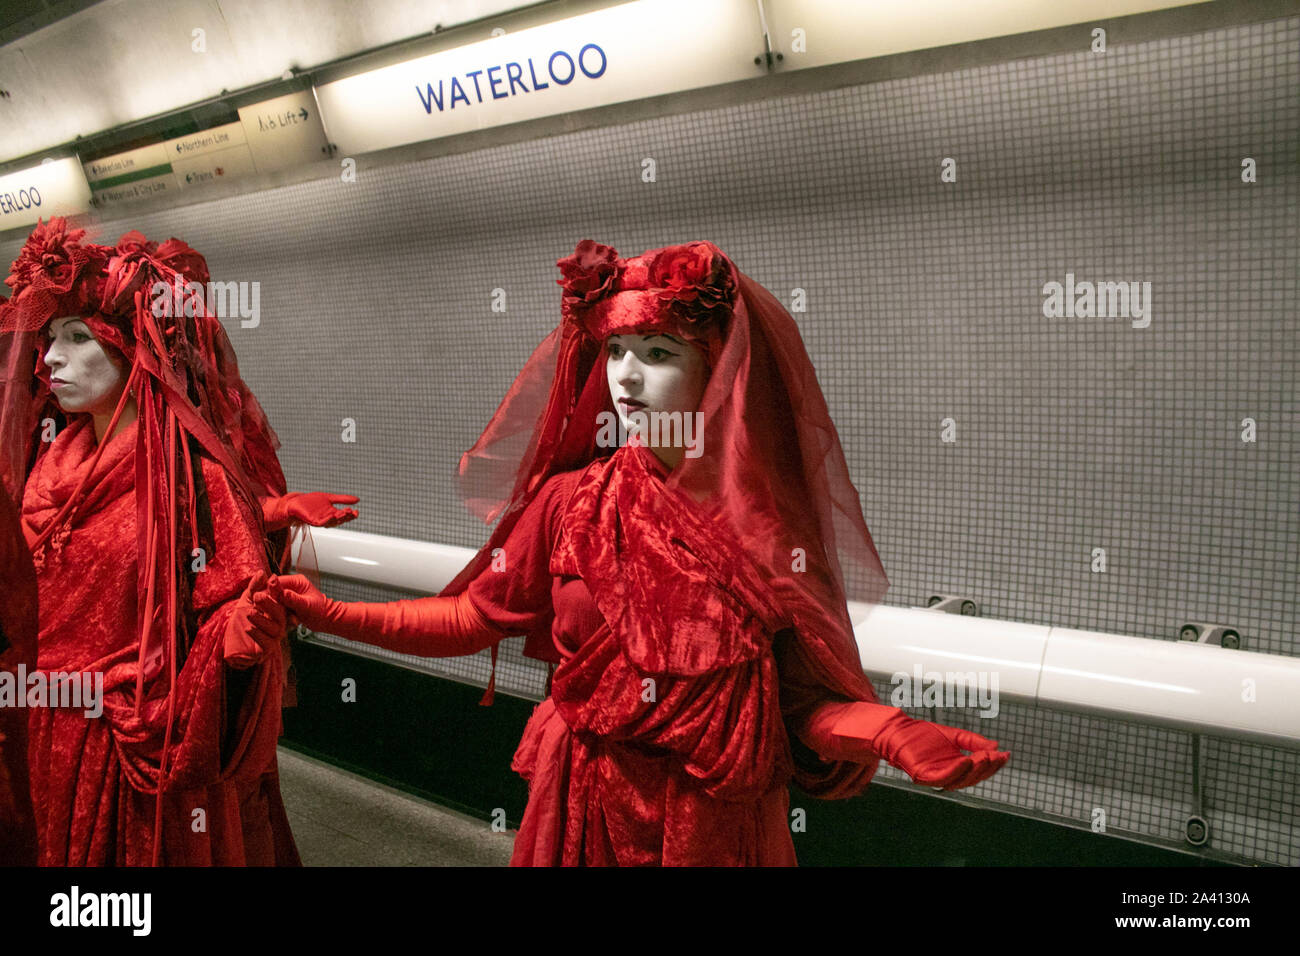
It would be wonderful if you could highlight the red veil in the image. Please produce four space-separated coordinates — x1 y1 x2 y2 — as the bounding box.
443 240 890 797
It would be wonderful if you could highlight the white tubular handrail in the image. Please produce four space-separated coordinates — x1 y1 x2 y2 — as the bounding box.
294 527 1300 751
847 605 1300 751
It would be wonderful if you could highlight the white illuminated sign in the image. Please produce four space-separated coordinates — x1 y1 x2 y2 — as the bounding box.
764 0 1204 72
0 158 92 230
314 0 762 156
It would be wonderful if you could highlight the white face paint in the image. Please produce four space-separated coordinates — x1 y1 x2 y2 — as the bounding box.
605 333 709 463
43 317 128 416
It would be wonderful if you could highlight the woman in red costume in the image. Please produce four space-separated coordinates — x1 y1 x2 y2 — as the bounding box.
0 217 345 866
272 239 1010 866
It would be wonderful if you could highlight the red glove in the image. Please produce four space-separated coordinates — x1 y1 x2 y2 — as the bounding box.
267 574 505 657
261 492 359 531
800 700 1009 791
223 572 286 669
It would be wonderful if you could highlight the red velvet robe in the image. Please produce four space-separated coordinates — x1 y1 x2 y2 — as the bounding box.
0 483 37 865
468 443 873 866
20 416 298 866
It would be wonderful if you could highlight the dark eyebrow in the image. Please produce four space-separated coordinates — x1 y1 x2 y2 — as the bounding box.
643 334 684 346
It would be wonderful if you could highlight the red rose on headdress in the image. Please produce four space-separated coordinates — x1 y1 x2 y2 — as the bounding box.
115 231 156 258
98 253 148 317
153 238 210 286
0 219 116 332
99 233 210 317
4 217 91 299
649 242 735 327
95 231 156 314
556 240 619 308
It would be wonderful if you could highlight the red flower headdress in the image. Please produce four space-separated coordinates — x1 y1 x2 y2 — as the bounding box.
1 219 113 336
556 239 737 369
0 219 282 505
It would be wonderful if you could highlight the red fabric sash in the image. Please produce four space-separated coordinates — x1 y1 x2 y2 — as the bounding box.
553 441 779 676
22 417 135 563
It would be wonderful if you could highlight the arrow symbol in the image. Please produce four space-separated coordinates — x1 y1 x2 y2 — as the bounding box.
298 107 308 120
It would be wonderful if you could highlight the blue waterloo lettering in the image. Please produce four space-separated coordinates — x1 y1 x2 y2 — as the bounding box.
0 186 42 216
414 42 607 114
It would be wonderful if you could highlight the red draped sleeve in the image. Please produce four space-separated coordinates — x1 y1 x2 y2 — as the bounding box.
106 458 275 788
464 467 584 655
774 629 882 799
105 457 290 864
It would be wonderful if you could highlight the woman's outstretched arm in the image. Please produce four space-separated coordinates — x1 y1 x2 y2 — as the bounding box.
264 469 581 658
777 630 1009 792
260 491 360 531
796 699 1009 791
268 574 508 658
